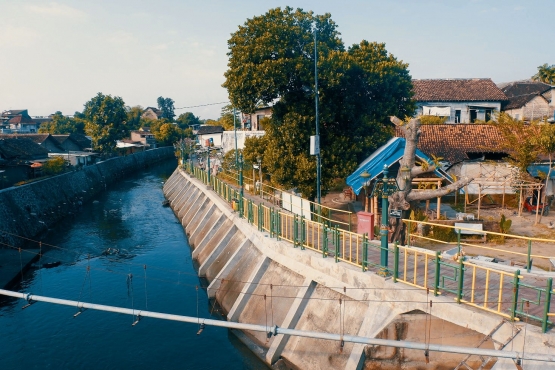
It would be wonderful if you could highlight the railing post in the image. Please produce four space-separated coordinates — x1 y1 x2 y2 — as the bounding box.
362 234 368 272
457 228 461 255
511 269 520 322
543 278 552 333
527 240 532 273
293 214 299 248
300 216 306 250
334 225 339 263
270 208 274 238
457 257 465 304
322 224 328 257
407 220 411 247
276 211 281 241
393 242 399 282
434 251 441 297
258 204 263 232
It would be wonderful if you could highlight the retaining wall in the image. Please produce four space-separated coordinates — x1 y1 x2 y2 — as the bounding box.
0 147 174 248
164 168 555 370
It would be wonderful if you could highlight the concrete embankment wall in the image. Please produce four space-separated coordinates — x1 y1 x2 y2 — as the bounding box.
0 147 174 249
164 168 555 370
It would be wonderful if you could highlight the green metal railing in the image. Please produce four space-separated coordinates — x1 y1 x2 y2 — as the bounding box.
183 165 555 332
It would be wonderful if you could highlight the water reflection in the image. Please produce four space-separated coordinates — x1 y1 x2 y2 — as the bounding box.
0 159 266 369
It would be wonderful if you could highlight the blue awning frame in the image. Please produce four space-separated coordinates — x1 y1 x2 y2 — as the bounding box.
346 137 452 195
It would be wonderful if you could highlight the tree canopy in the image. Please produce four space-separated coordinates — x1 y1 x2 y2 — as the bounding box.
157 96 176 122
38 111 86 135
83 93 128 153
532 63 555 85
176 112 201 129
223 7 414 198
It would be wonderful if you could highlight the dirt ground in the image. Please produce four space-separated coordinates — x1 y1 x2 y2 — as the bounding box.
321 191 555 272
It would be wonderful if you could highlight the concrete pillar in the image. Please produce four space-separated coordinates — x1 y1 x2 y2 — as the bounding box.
187 204 215 240
199 235 246 277
266 278 316 365
344 301 401 370
207 240 250 297
228 256 270 322
193 222 235 261
191 213 226 252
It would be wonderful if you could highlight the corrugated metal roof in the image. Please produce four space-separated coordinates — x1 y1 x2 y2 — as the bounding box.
346 137 439 195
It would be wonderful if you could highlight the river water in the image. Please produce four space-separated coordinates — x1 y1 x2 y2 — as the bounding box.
0 159 265 369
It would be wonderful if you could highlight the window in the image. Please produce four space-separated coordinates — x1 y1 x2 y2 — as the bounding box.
469 109 477 123
455 110 461 123
485 109 493 122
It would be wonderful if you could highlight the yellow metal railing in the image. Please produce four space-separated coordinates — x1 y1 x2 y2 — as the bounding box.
183 165 555 332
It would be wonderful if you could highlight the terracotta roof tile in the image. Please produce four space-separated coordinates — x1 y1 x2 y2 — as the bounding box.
413 79 508 102
395 124 505 164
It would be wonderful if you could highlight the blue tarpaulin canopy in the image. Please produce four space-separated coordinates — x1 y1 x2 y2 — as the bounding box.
527 165 555 179
346 137 448 195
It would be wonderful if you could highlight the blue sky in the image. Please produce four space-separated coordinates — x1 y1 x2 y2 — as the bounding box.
1 0 553 120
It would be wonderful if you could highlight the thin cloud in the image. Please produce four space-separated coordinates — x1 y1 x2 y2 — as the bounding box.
26 2 86 18
0 25 40 47
107 30 137 44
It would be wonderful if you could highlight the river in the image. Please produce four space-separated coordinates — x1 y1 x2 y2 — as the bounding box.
0 159 266 369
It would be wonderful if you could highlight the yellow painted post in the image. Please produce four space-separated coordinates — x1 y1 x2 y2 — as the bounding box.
484 269 490 308
498 274 504 313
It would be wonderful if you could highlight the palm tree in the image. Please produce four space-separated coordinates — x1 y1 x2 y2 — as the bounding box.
532 63 555 84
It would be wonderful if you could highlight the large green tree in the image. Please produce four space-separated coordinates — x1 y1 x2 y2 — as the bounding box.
223 7 414 198
157 96 176 122
83 93 128 153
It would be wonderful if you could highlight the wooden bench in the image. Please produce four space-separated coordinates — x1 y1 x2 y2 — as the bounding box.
454 223 486 243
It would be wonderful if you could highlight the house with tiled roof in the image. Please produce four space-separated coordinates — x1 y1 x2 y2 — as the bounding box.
0 134 65 152
413 79 508 123
52 133 92 152
394 124 506 165
130 130 156 148
141 107 163 121
0 137 50 186
1 110 39 133
197 125 224 147
500 80 555 122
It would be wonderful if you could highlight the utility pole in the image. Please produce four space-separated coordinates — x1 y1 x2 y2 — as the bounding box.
234 107 238 166
315 27 321 206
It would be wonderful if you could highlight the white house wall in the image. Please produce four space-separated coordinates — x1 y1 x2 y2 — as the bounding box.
221 131 265 154
199 133 223 148
458 162 515 194
416 101 501 123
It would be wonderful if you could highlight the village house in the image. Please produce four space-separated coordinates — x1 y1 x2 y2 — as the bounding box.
240 106 272 131
52 133 92 152
130 130 157 148
0 110 39 133
141 107 163 121
197 125 224 148
413 79 508 123
0 134 65 153
500 80 555 122
0 137 49 186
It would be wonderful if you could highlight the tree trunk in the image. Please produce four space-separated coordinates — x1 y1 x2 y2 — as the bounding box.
388 116 474 243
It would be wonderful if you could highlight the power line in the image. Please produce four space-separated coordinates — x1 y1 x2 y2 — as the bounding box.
2 288 553 363
175 101 229 110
